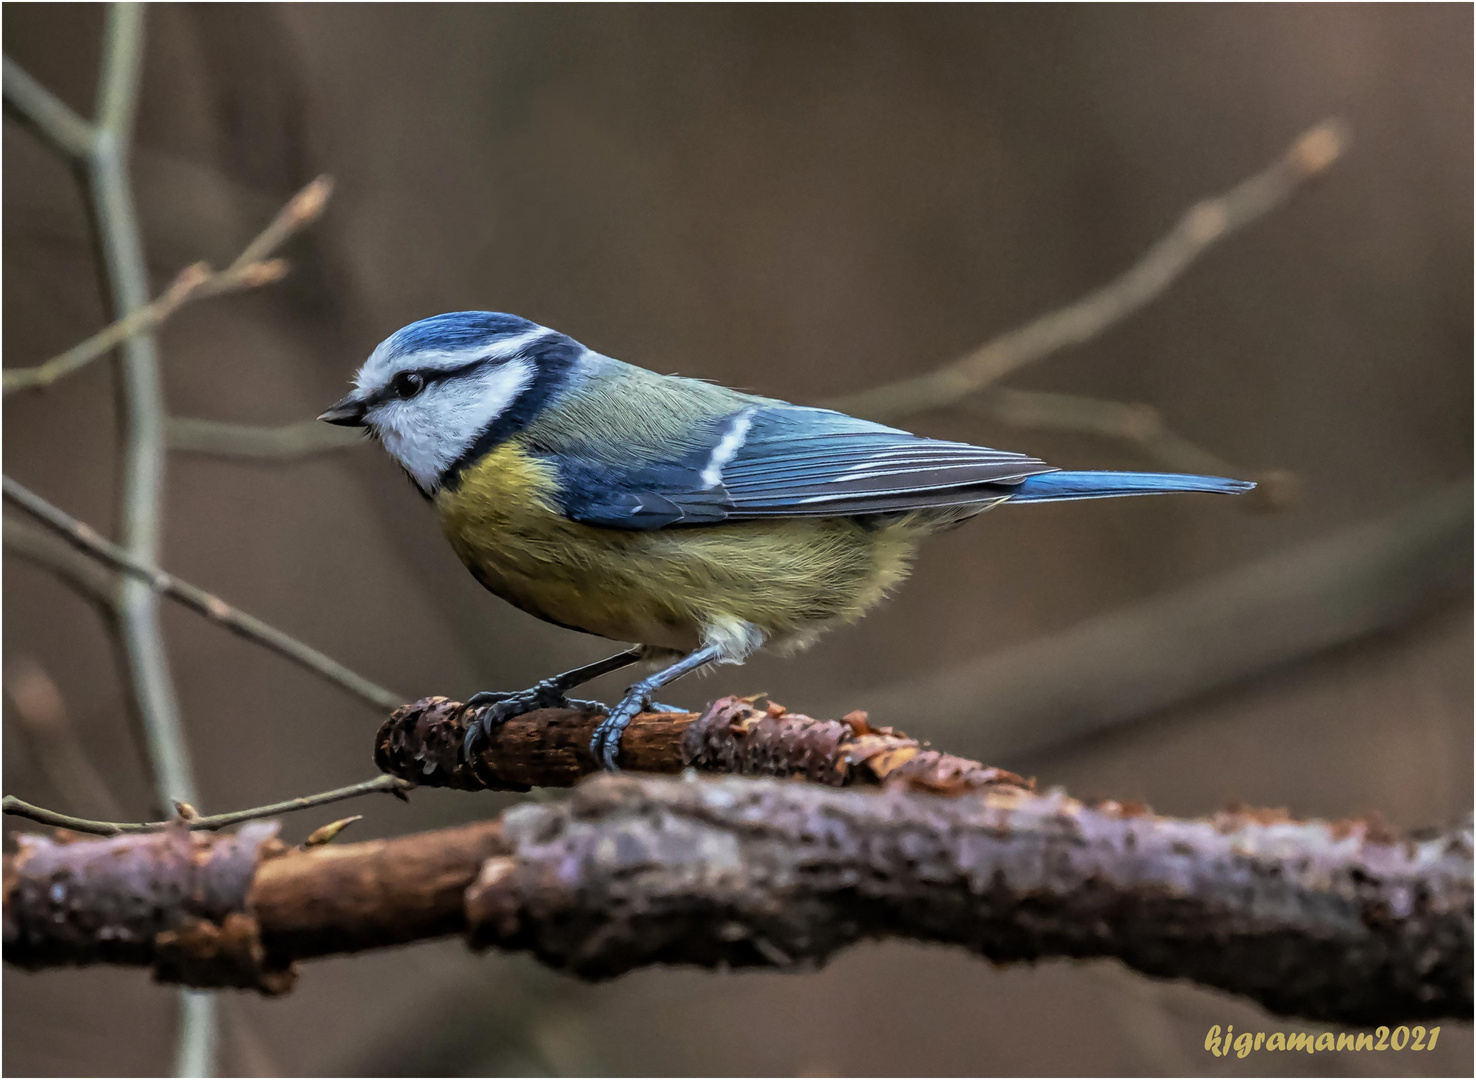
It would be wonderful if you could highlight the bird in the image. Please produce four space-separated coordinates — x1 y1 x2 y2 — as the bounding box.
320 311 1254 770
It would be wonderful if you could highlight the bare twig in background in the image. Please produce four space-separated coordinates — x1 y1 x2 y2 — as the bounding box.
828 119 1348 424
2 178 328 396
4 262 273 395
1 775 411 837
4 516 119 612
376 694 1029 793
4 657 128 822
166 417 363 460
225 175 333 271
2 477 404 712
89 4 200 819
1 54 95 158
5 9 217 1067
837 482 1472 765
151 127 1348 474
957 388 1300 509
5 774 1468 1024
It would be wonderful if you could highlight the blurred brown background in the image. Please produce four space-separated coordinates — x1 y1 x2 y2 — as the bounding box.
3 3 1471 1076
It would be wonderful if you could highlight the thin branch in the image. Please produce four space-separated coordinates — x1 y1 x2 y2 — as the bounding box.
93 1 143 142
9 7 219 1073
86 1 197 817
3 515 119 613
30 11 217 1066
226 175 333 271
174 993 218 1080
831 482 1472 766
4 775 1468 1025
3 262 265 395
166 418 363 461
1 55 96 160
3 174 333 395
3 476 404 713
957 387 1299 510
827 118 1350 422
1 775 411 837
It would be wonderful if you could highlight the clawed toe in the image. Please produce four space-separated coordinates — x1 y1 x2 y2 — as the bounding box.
588 718 620 772
462 698 515 759
462 688 558 758
462 685 615 759
464 689 514 711
588 693 650 772
563 696 610 715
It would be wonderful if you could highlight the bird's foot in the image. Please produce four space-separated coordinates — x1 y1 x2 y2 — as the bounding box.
588 687 657 772
462 681 608 759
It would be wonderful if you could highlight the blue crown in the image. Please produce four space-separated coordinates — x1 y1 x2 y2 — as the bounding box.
385 311 540 358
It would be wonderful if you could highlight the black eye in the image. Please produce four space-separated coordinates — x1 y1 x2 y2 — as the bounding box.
392 371 425 399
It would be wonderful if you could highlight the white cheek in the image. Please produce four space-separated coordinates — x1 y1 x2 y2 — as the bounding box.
372 358 534 491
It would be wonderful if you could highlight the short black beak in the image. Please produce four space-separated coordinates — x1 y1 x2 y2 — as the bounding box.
318 394 367 427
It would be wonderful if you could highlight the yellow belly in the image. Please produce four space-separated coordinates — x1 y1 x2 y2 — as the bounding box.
435 440 920 652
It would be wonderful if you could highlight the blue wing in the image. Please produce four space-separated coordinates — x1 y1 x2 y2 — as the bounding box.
553 405 1055 529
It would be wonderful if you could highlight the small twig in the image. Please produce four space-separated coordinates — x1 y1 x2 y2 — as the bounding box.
1 775 411 837
3 476 404 713
3 515 119 613
828 119 1349 422
175 993 218 1080
1 55 96 160
166 418 363 461
2 175 332 395
83 1 201 825
831 482 1472 765
9 8 221 1072
958 388 1299 509
226 175 333 271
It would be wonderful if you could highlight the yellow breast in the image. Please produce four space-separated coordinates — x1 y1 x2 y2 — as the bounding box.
435 439 922 652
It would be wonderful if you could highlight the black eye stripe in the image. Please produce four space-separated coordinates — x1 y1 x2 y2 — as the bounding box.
419 358 488 386
368 356 504 407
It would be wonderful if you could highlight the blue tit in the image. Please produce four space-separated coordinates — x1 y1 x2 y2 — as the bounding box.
320 311 1254 770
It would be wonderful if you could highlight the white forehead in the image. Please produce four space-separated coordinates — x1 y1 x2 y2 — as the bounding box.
354 327 551 391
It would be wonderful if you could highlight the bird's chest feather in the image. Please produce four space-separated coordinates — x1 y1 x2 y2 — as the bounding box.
434 439 919 649
434 441 698 645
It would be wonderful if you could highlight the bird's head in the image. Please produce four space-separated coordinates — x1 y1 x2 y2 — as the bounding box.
321 311 580 494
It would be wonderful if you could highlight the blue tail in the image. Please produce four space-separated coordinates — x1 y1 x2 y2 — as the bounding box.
1007 470 1255 503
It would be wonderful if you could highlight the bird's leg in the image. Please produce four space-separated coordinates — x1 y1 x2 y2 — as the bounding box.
589 644 726 771
462 647 645 757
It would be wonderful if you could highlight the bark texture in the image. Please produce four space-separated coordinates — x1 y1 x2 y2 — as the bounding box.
252 821 508 962
375 695 1029 793
3 821 293 992
467 777 1472 1024
4 774 1469 1023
